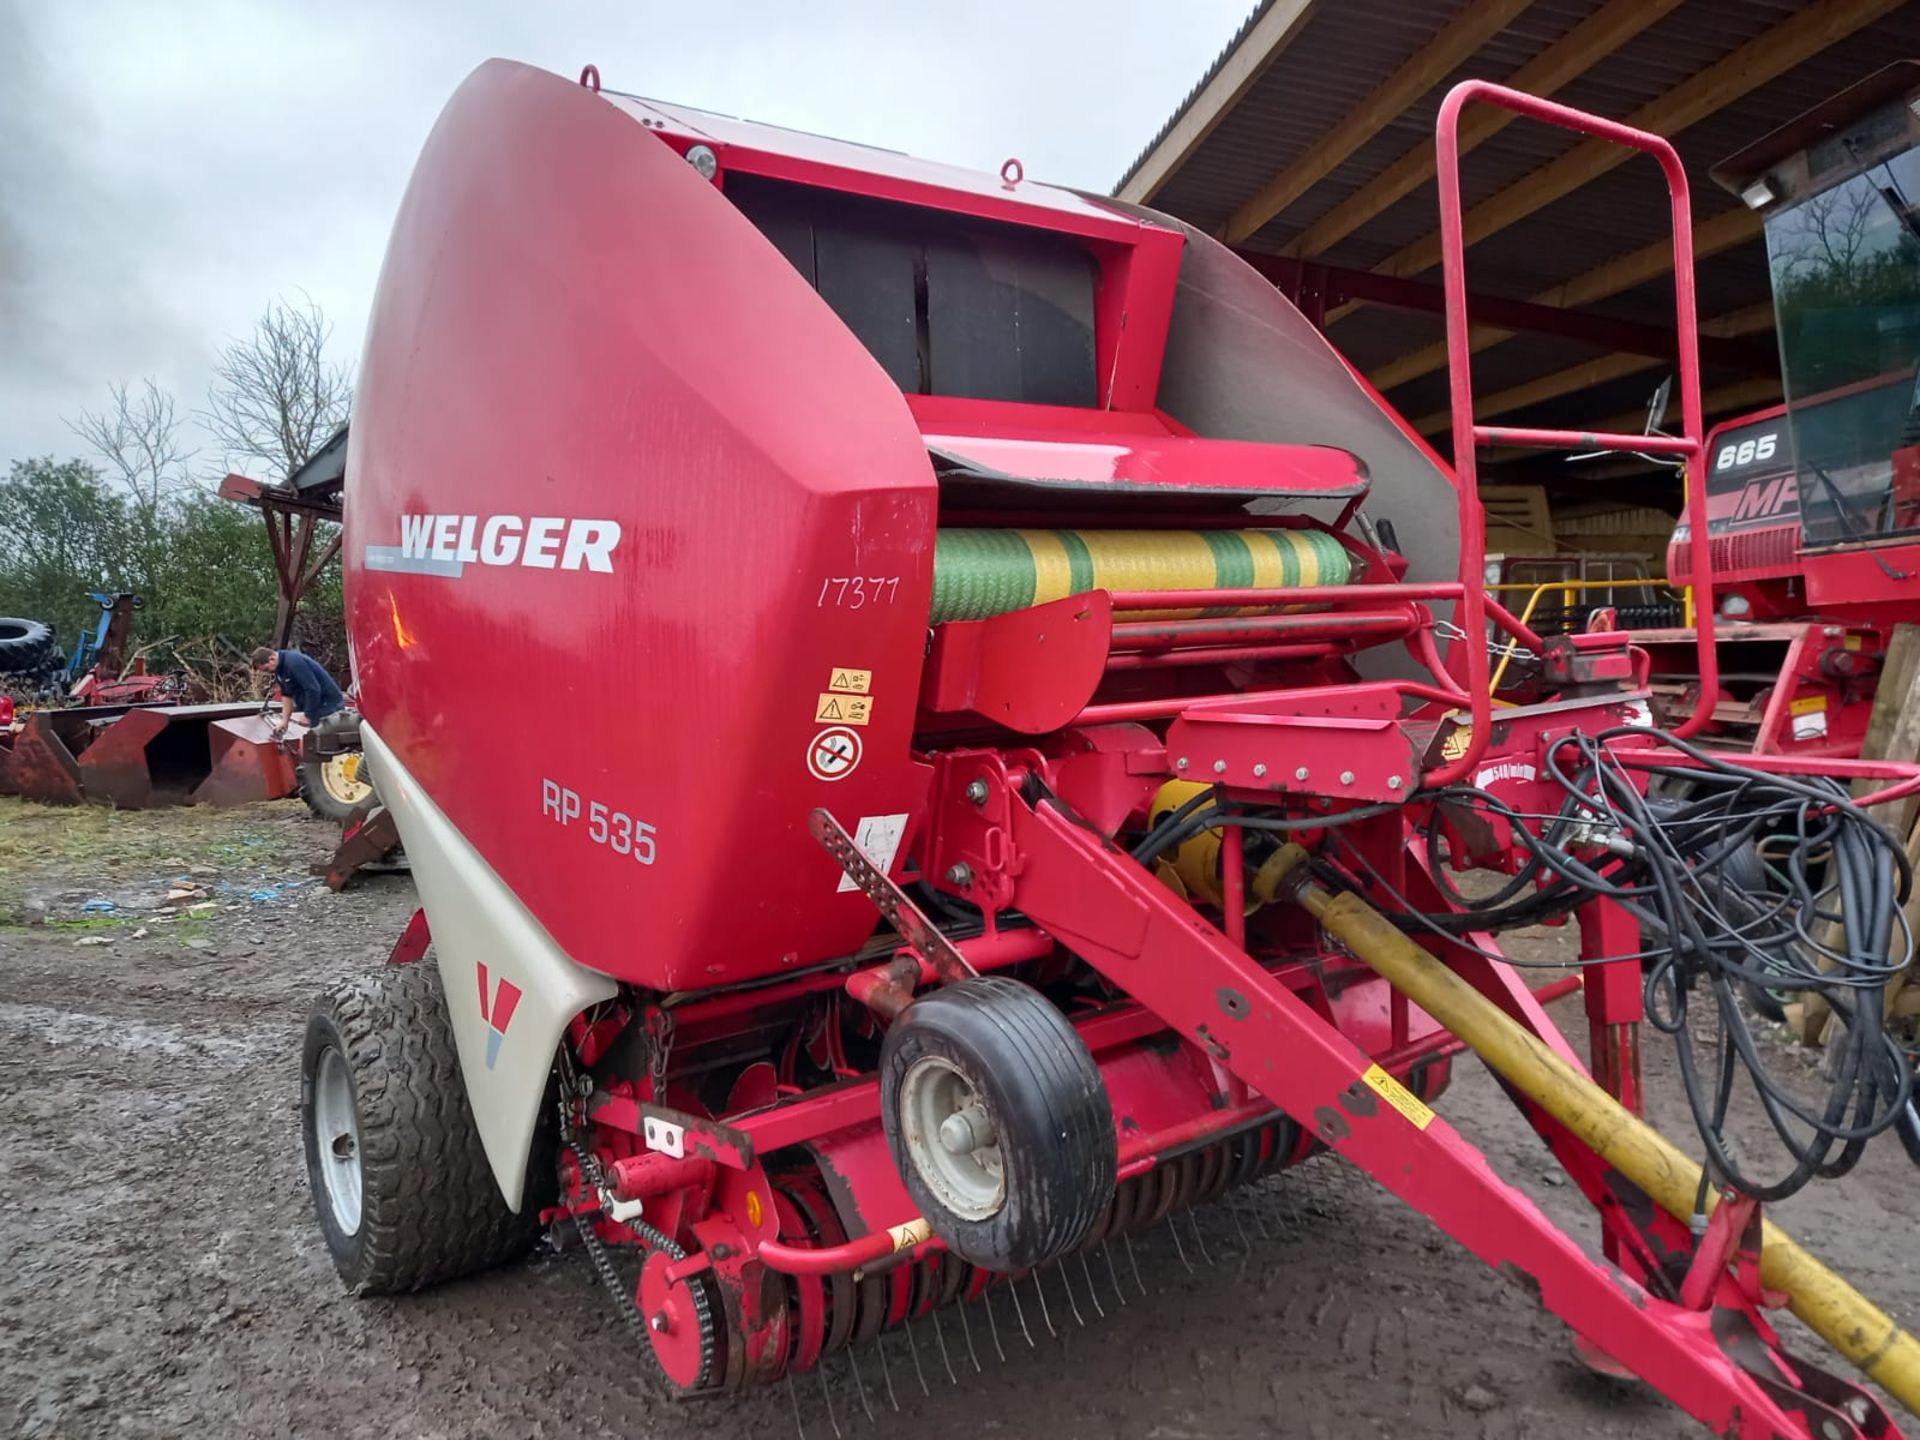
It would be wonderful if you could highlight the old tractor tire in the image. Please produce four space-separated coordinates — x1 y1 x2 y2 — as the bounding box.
0 617 52 674
299 746 375 824
301 959 548 1294
880 976 1116 1272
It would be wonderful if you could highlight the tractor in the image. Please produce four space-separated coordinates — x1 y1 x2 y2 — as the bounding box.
1650 62 1920 758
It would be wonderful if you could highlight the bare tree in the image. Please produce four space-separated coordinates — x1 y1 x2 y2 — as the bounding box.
1771 183 1883 292
204 295 353 483
67 378 194 515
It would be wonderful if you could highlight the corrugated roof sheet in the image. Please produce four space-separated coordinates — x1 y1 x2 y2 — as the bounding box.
1119 0 1920 488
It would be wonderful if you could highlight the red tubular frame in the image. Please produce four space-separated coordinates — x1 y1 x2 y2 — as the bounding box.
756 1094 1294 1276
1429 80 1719 785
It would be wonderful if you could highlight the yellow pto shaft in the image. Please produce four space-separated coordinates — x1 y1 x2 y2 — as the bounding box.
1271 847 1920 1417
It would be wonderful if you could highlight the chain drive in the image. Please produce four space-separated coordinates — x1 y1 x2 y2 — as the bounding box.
563 1130 719 1390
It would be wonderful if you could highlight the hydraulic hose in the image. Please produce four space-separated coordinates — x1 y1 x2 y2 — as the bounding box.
1266 844 1920 1418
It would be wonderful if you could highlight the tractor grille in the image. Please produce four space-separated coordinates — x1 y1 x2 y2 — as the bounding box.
1669 525 1796 582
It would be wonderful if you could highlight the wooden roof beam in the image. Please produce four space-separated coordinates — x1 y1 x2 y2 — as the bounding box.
1409 303 1776 435
1115 0 1322 204
1355 0 1905 286
1239 253 1777 373
1217 0 1534 247
1284 0 1685 261
1364 206 1764 394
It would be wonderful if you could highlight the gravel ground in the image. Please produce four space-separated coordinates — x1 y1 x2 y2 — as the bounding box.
2 796 1918 1439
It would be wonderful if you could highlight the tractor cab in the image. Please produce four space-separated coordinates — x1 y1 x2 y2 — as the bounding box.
1700 62 1920 624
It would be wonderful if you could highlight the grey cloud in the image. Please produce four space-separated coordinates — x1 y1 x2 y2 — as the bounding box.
0 0 1250 474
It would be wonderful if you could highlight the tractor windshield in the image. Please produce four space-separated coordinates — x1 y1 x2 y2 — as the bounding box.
1765 123 1920 549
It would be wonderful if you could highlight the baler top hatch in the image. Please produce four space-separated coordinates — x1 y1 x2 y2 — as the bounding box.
924 429 1369 509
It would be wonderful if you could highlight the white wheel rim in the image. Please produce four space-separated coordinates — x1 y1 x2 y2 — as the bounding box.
900 1055 1005 1222
322 753 373 806
314 1046 364 1235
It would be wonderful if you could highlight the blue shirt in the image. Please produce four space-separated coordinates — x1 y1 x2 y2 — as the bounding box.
276 649 345 723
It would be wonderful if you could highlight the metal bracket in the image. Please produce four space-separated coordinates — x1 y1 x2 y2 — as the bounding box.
811 807 975 984
642 1113 687 1159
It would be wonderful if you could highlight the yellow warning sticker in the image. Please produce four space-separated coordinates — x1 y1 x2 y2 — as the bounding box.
1439 725 1473 763
1845 634 1864 652
1789 695 1828 716
1363 1063 1435 1131
887 1217 932 1253
828 667 872 695
815 692 875 726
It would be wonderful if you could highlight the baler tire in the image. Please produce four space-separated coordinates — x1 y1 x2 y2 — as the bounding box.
880 977 1116 1274
301 959 549 1295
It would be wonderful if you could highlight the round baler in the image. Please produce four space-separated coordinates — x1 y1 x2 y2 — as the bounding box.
301 61 1920 1437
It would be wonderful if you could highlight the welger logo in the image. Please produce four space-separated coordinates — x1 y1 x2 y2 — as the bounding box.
476 962 523 1070
365 514 621 578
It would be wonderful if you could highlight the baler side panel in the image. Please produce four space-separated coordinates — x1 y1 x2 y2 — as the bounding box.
345 60 938 991
361 725 617 1207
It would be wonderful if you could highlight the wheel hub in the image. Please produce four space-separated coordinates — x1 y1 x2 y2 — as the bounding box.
322 752 373 806
900 1055 1005 1222
313 1045 364 1235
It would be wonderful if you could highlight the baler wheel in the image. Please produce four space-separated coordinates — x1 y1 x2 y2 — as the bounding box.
300 959 548 1293
880 978 1116 1273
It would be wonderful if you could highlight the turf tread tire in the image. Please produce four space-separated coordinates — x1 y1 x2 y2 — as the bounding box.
880 976 1116 1273
302 959 546 1294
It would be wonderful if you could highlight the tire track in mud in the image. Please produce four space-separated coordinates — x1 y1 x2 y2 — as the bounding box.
3 804 1918 1438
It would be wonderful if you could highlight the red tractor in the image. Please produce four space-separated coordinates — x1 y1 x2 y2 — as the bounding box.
1651 62 1920 758
300 63 1920 1436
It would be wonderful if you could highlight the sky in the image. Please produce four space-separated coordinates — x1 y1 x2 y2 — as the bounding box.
0 0 1252 481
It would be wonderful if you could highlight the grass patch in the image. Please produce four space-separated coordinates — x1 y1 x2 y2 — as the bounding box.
0 795 304 919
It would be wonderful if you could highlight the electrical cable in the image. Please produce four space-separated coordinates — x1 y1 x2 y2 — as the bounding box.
1150 723 1917 1199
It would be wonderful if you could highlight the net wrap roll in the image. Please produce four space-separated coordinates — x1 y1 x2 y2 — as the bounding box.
930 528 1351 624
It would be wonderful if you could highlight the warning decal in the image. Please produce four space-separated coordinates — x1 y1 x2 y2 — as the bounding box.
828 668 872 694
1362 1063 1435 1131
1791 693 1829 742
815 692 874 726
837 813 909 893
887 1217 932 1253
807 727 862 782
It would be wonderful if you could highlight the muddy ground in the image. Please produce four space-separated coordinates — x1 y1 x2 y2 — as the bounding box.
3 796 1919 1440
